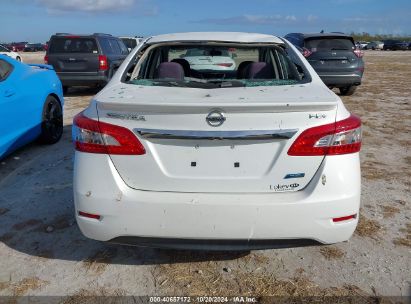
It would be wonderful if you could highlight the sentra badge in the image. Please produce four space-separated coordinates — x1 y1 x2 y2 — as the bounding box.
107 112 146 121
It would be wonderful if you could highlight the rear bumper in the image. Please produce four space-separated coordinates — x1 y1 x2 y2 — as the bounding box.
57 72 108 87
73 153 361 249
318 73 362 87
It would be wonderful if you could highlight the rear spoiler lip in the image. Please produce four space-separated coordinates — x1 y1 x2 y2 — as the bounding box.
28 64 54 70
98 101 337 113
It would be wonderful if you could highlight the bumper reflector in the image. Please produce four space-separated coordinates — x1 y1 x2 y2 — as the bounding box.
333 214 357 223
78 211 101 220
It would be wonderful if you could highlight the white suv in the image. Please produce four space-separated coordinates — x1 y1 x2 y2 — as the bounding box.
72 32 362 250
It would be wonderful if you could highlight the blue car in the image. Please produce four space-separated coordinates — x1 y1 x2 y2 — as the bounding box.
0 55 64 159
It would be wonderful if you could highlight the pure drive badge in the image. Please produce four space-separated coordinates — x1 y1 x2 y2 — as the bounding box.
270 183 300 192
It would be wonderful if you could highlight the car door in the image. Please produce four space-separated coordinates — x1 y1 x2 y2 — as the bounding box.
0 58 20 156
0 59 40 157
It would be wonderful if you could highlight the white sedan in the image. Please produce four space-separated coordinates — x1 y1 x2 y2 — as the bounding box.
0 44 22 62
72 32 362 250
181 48 236 71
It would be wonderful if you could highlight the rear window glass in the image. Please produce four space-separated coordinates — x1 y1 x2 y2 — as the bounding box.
184 48 231 57
49 38 98 53
305 38 354 51
125 44 310 89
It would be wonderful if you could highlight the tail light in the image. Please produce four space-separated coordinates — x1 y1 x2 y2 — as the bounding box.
288 114 361 156
98 55 108 71
215 63 233 67
353 48 364 58
72 112 145 155
44 55 49 64
302 47 312 58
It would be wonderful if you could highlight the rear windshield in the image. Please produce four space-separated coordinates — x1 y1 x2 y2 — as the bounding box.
305 37 354 51
49 37 98 53
125 44 310 89
121 38 137 49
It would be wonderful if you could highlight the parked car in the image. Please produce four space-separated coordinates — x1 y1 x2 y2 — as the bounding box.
285 32 364 95
383 40 408 51
72 32 362 250
364 41 384 50
45 33 129 93
119 36 143 52
24 43 45 52
408 42 411 50
0 44 22 61
10 42 27 52
355 41 369 49
180 48 237 71
0 55 64 159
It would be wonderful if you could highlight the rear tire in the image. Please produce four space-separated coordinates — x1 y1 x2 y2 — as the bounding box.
339 86 357 96
16 56 21 62
39 96 63 144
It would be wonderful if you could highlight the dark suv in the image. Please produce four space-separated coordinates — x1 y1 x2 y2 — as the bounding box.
45 33 129 93
285 33 364 95
383 40 408 51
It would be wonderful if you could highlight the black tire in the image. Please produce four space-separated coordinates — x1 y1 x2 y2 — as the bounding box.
39 96 63 144
16 56 21 62
63 86 69 94
339 86 357 96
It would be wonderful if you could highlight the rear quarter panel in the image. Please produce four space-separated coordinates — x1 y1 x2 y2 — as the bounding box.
0 57 63 158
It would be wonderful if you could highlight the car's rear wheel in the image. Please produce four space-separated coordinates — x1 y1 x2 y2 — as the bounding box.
339 86 357 96
39 96 63 144
16 56 21 62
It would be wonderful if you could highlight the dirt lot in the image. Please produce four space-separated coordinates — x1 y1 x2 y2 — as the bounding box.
0 51 410 299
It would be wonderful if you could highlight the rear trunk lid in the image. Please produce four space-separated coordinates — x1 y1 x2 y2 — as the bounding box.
47 37 100 73
304 36 359 73
96 83 339 193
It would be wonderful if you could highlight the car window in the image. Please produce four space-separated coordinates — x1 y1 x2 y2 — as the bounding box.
49 38 98 53
121 38 137 50
99 39 113 54
117 40 129 55
0 45 9 52
127 44 308 89
109 39 121 54
0 59 13 81
183 48 231 57
305 38 354 51
100 39 122 55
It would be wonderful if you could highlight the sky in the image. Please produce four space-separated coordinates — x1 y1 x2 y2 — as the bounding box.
1 0 410 42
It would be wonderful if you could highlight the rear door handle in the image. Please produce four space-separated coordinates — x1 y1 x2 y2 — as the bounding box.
4 89 15 97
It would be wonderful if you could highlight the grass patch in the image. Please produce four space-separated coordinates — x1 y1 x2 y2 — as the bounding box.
83 247 118 275
355 215 382 239
319 246 345 260
393 223 411 248
380 205 401 219
0 277 48 296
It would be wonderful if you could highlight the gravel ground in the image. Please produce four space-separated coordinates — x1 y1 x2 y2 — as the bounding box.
0 51 410 299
